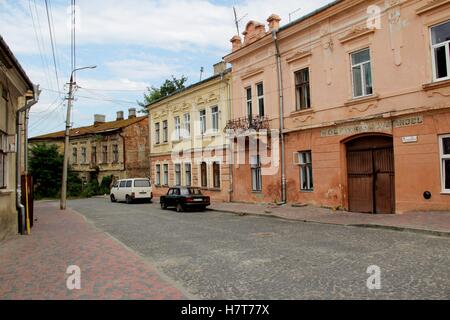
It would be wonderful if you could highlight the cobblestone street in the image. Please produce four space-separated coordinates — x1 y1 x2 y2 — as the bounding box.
1 199 449 300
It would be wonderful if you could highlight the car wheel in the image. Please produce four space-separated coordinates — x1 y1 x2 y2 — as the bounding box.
126 195 133 204
160 202 167 210
176 204 184 212
110 194 116 203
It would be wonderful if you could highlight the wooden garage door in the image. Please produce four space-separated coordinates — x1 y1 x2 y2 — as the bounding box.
347 136 395 214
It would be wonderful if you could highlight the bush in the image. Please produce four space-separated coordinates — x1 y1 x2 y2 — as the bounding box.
99 175 113 195
81 180 100 198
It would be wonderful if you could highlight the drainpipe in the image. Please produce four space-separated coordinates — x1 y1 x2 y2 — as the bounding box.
226 76 233 202
16 85 40 235
272 30 287 205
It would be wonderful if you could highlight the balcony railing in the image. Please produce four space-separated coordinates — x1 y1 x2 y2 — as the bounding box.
225 115 270 132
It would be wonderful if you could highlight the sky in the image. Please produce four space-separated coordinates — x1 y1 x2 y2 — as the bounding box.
0 0 334 137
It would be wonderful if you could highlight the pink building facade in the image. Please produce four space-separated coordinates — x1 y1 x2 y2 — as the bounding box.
224 0 450 213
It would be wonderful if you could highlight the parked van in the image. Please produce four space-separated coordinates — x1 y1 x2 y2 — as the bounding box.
110 178 153 204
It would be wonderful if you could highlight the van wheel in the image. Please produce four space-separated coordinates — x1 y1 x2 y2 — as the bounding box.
176 204 184 212
126 195 133 204
110 195 116 203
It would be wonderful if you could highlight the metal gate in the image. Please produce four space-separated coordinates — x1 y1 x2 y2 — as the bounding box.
347 136 395 214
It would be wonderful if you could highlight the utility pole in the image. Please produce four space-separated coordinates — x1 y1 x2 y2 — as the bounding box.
233 6 247 35
60 66 96 210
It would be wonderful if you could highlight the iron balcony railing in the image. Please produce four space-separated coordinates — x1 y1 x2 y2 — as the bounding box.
225 115 270 132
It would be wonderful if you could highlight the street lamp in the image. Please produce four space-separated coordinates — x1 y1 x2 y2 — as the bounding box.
60 66 97 210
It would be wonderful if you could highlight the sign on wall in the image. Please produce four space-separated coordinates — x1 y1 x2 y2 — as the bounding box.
320 120 392 137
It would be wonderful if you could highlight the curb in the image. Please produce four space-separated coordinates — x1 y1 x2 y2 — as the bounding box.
208 208 450 238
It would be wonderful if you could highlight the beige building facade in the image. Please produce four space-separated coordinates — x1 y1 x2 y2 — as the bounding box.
224 0 450 213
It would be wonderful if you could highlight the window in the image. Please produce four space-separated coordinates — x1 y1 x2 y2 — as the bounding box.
72 147 78 164
91 146 97 164
211 106 219 132
431 21 450 81
246 87 252 120
351 48 373 98
81 147 87 164
119 181 127 188
102 146 108 163
134 179 151 188
126 180 132 188
163 164 169 186
295 68 311 110
175 163 181 186
155 164 161 186
201 162 208 187
185 163 192 187
162 120 168 143
298 151 314 191
0 131 6 189
256 83 264 116
112 144 119 163
174 116 181 141
213 162 220 188
184 113 191 138
155 123 160 144
439 135 450 193
251 156 262 192
200 110 206 135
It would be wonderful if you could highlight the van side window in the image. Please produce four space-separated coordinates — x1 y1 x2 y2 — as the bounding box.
119 181 126 188
126 180 132 188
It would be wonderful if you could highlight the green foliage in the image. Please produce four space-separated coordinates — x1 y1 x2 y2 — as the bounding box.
81 179 100 198
100 175 113 195
138 75 188 113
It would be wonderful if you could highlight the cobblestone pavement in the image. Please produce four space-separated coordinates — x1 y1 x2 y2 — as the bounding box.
0 201 187 300
208 202 450 236
68 198 450 300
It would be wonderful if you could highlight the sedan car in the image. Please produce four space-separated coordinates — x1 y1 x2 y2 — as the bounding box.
160 187 210 212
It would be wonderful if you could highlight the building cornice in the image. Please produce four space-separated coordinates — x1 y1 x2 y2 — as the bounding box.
416 0 450 15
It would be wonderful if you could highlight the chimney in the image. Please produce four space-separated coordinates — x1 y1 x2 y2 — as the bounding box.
128 108 137 119
267 14 281 32
230 35 242 52
94 114 106 126
213 61 227 75
116 111 124 121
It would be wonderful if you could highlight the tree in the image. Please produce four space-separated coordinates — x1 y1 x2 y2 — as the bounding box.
29 144 81 199
138 75 188 113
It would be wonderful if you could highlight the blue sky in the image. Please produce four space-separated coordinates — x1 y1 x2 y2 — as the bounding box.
0 0 333 137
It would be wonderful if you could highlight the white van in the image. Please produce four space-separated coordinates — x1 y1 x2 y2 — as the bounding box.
110 178 153 204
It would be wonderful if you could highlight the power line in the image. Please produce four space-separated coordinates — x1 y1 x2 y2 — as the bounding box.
44 0 61 92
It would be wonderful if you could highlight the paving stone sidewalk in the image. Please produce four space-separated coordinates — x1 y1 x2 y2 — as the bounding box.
0 201 188 300
208 201 450 236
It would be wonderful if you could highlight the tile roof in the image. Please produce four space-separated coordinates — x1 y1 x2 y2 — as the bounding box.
30 116 147 141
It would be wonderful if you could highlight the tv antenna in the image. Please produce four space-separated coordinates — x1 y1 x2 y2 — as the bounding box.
289 8 302 23
233 6 248 35
199 67 204 81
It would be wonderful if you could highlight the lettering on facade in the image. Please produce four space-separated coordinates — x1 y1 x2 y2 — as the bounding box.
320 121 392 137
393 116 423 128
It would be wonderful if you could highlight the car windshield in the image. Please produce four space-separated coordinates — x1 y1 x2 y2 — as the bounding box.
134 180 151 188
180 188 203 195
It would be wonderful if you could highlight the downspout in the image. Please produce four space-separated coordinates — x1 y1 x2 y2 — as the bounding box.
16 85 39 235
272 30 287 205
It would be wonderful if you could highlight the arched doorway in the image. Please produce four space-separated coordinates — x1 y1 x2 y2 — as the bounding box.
346 135 395 214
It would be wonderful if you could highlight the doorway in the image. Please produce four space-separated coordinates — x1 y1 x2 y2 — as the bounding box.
346 135 395 214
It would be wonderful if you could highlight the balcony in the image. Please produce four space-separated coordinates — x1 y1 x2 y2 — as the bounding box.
225 115 270 132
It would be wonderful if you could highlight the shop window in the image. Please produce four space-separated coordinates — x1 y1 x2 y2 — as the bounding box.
351 48 373 98
439 135 450 193
295 68 311 111
298 151 313 191
431 20 450 81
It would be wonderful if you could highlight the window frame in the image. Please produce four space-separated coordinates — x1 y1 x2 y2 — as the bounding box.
163 164 169 186
72 147 78 164
350 48 373 99
174 163 182 186
184 113 191 138
246 87 253 120
295 68 311 111
91 146 97 164
430 20 450 82
0 131 6 189
439 134 450 194
185 163 192 187
200 162 208 188
256 82 264 117
213 161 221 188
199 109 206 135
155 164 161 186
81 147 87 164
251 155 262 192
155 122 160 145
102 146 108 164
112 144 119 163
298 151 314 192
211 106 219 132
174 116 181 141
162 120 168 143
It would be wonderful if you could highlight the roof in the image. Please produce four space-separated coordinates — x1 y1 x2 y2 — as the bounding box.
147 68 231 108
29 116 147 141
0 34 34 91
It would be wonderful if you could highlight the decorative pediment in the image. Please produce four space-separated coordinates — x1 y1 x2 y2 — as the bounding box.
240 67 264 80
196 96 206 105
286 50 312 64
339 26 376 44
416 0 450 15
